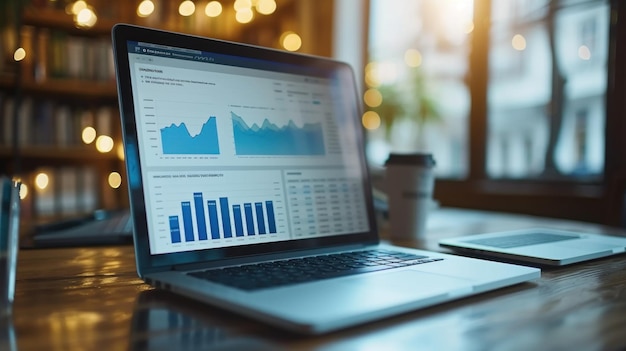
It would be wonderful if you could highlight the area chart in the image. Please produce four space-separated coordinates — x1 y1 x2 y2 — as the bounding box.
160 116 220 155
231 112 325 156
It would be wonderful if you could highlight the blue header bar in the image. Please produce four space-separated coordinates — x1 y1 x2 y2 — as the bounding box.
127 41 328 78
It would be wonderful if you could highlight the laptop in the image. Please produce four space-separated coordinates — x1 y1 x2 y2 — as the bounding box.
112 24 540 334
440 227 626 266
31 209 133 247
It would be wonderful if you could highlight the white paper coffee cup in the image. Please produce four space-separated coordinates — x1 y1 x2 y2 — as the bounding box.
385 153 435 239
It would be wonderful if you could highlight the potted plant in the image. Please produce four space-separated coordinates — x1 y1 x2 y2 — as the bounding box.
370 67 442 152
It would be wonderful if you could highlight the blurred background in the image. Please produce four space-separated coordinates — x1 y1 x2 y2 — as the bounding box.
1 0 625 229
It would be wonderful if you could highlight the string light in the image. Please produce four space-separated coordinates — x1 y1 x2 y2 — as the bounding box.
235 9 254 23
234 0 252 11
256 0 276 15
35 173 50 190
13 48 26 61
81 126 96 144
362 111 381 130
281 31 302 51
205 1 222 17
179 0 196 16
108 172 122 189
69 0 87 15
95 135 114 153
363 89 383 108
137 0 155 17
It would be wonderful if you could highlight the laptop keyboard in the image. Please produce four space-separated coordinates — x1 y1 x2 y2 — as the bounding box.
466 232 579 249
188 249 443 291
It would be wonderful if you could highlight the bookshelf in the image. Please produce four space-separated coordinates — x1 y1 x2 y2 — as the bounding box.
0 2 121 221
0 0 333 223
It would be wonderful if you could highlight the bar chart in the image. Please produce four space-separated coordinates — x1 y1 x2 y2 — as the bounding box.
147 170 288 253
167 195 279 243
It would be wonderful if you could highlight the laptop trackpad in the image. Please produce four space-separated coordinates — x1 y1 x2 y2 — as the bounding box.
265 270 475 323
340 270 474 298
298 269 472 318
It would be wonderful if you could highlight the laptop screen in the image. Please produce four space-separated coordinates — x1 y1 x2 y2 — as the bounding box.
123 39 372 256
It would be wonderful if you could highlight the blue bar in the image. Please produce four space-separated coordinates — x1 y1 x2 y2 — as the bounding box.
244 203 255 235
220 197 232 238
193 192 208 240
255 202 266 234
169 216 181 243
233 205 244 237
181 201 195 242
266 201 277 233
207 200 220 239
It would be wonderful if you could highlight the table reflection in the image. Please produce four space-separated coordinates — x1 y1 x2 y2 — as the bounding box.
129 289 281 351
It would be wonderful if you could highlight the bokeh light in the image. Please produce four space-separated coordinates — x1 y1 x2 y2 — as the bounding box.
362 111 381 130
179 0 195 16
205 1 222 17
35 173 50 190
137 0 155 17
108 172 122 189
14 48 26 61
512 34 526 51
82 126 97 144
256 0 276 15
281 32 302 51
363 89 383 108
95 135 114 153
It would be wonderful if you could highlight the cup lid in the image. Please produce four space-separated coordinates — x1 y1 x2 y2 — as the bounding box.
384 153 435 167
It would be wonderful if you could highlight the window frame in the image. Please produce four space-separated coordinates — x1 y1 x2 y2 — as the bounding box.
431 0 626 225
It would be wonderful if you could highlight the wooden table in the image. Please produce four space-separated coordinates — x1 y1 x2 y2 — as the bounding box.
5 208 626 350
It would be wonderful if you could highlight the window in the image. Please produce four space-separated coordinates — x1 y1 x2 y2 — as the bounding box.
366 0 473 178
487 0 609 179
366 0 625 224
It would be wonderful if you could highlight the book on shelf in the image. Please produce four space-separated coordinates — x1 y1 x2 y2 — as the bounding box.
0 95 119 149
80 166 98 213
54 104 72 147
57 166 78 215
33 166 100 218
96 106 114 137
32 99 55 146
0 92 10 146
34 167 55 217
17 97 33 148
34 27 48 82
38 28 115 82
20 25 35 81
0 26 17 78
13 24 115 83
